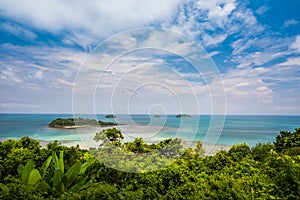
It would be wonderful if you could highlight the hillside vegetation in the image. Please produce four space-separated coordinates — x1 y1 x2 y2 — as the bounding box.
0 128 299 199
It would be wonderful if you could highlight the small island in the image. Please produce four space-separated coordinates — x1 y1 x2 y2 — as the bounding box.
48 118 117 129
105 114 116 118
154 115 161 118
176 114 191 118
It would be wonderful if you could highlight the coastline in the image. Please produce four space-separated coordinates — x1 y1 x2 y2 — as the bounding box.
2 122 232 155
36 138 231 156
50 125 93 129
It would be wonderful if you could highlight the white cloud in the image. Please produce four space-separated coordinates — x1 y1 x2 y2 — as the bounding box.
255 5 268 15
0 102 42 108
290 35 300 53
279 57 300 66
230 36 294 68
219 57 300 114
0 0 182 41
56 78 75 87
196 0 236 10
202 33 228 46
1 22 37 40
0 44 87 88
207 2 236 27
0 67 23 83
203 51 220 58
284 19 298 27
0 0 299 114
218 67 273 114
234 9 257 27
34 71 44 79
169 0 264 48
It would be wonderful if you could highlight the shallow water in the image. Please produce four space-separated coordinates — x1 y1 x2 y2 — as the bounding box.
0 114 299 147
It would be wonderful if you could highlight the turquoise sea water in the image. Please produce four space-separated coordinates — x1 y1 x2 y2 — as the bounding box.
0 114 299 147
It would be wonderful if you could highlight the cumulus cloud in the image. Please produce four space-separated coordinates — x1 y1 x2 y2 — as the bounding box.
169 0 265 49
207 2 236 27
0 0 181 39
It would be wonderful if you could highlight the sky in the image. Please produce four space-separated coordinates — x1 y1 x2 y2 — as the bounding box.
0 0 299 115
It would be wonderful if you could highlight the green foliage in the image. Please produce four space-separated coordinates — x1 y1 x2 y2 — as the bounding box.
1 129 300 199
0 136 45 178
251 142 274 161
21 159 35 185
262 154 300 198
124 138 150 154
228 143 251 161
14 151 95 196
156 138 183 158
39 156 52 179
52 151 64 172
98 120 118 126
19 136 40 150
274 128 300 155
27 169 41 187
94 128 124 146
0 176 44 200
194 141 205 156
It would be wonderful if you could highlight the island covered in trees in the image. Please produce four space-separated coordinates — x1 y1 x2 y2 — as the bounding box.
105 114 116 118
48 118 117 128
176 114 191 118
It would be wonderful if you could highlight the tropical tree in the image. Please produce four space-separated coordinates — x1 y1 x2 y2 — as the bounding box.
94 128 124 147
228 143 251 161
124 138 149 154
274 128 300 155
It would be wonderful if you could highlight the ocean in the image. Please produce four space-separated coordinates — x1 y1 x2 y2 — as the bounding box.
0 114 299 147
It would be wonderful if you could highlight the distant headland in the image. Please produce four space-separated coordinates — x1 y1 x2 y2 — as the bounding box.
176 114 191 118
48 118 117 129
105 114 116 118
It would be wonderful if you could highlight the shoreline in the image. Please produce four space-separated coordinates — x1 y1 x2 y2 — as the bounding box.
36 138 231 155
50 125 93 129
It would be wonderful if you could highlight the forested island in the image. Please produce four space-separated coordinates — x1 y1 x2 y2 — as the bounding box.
176 114 191 118
105 114 116 118
48 118 117 128
0 128 299 199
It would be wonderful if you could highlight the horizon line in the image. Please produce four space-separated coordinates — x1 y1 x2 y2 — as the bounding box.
0 112 300 116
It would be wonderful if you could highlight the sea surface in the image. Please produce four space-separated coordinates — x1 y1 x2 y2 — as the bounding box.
0 114 299 147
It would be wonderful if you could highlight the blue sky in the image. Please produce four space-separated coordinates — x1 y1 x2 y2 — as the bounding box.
0 0 299 114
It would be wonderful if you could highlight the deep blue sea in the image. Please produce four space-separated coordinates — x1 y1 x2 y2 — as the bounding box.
0 114 299 147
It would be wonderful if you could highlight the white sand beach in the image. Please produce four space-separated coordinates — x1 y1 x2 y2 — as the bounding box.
44 124 231 155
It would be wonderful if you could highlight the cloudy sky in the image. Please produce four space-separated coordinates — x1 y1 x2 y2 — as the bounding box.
0 0 299 115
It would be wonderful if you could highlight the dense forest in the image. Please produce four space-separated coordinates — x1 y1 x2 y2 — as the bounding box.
48 118 117 128
0 128 299 199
